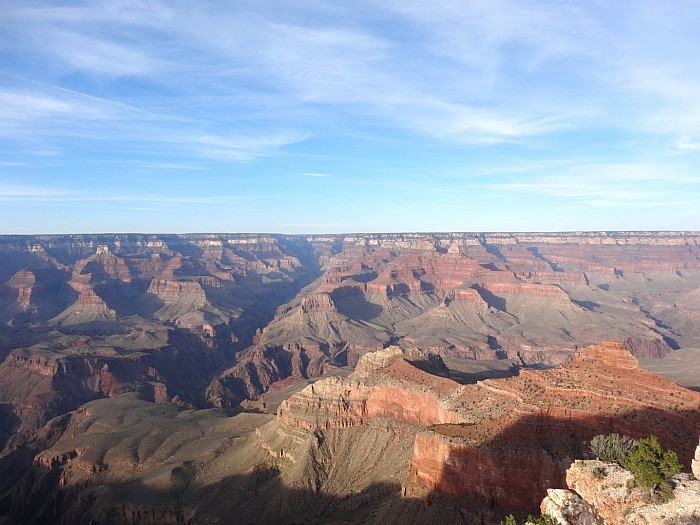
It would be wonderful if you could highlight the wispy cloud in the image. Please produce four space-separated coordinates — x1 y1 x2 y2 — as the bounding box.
0 90 75 126
2 1 700 232
0 85 306 162
0 182 282 205
195 133 308 161
141 163 206 171
0 184 69 199
477 162 700 208
47 29 159 77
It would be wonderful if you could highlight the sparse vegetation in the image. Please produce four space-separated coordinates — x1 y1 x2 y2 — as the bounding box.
620 436 682 504
499 515 517 525
589 432 637 463
498 514 560 525
641 481 674 505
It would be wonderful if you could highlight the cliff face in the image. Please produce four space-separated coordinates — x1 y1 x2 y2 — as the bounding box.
2 343 699 525
0 234 320 439
206 230 700 407
407 343 700 513
277 348 464 430
410 432 567 512
541 460 700 525
1 232 700 524
623 336 673 358
275 343 700 515
3 232 700 414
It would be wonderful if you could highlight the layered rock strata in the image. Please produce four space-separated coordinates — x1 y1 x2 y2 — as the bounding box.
3 232 700 413
208 230 700 407
279 343 700 515
278 347 464 430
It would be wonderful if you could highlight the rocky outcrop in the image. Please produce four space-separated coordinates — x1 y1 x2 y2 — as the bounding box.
406 343 700 513
273 342 700 515
481 282 571 299
623 336 672 358
278 348 464 430
146 278 207 306
541 460 700 525
6 268 36 303
300 293 337 313
21 230 692 409
354 345 403 376
50 286 118 325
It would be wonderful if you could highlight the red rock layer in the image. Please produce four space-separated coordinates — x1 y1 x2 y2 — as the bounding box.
274 343 700 515
277 349 464 430
622 336 672 358
407 342 700 513
6 269 36 303
147 279 207 306
481 282 570 299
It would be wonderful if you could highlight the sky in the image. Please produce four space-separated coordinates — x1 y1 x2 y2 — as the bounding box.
1 0 700 234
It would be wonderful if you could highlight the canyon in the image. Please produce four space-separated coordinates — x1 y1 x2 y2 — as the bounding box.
0 232 699 523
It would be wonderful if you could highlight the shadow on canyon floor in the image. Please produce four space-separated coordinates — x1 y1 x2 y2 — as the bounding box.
0 457 499 525
332 287 384 321
1 405 698 525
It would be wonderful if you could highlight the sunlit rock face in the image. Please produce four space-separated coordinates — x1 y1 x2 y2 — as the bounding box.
406 343 700 513
277 347 465 430
541 460 700 525
4 231 700 413
212 230 700 406
278 343 700 514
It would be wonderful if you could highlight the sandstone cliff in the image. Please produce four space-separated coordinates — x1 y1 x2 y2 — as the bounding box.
208 230 700 407
408 343 700 513
273 343 700 516
277 347 464 430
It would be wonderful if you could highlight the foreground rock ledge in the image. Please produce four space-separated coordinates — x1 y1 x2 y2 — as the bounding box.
541 460 700 525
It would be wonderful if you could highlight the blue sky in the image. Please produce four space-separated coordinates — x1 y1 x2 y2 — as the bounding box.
1 0 699 234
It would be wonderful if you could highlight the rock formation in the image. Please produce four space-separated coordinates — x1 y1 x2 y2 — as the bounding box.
277 342 700 514
1 341 699 524
205 231 700 406
623 336 673 358
277 347 464 430
0 232 700 523
541 460 700 524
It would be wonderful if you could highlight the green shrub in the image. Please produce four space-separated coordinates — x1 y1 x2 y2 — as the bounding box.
620 436 681 503
642 481 675 504
499 514 560 525
589 433 637 463
620 436 681 488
